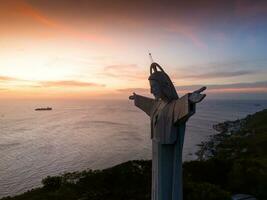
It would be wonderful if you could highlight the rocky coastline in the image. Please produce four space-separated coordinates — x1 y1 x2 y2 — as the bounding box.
196 116 250 160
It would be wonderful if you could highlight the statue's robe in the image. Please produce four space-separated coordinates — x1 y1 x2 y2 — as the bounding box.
134 94 195 200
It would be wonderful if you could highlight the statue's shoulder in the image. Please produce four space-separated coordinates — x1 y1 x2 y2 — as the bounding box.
169 99 179 106
159 100 176 115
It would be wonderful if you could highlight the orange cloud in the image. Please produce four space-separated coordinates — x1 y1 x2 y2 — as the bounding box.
117 88 149 93
0 76 37 87
14 0 109 44
0 79 106 99
0 76 17 81
99 64 147 80
0 75 105 90
39 80 105 88
16 1 57 27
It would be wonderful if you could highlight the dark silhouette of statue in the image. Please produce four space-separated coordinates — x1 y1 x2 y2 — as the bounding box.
129 62 206 200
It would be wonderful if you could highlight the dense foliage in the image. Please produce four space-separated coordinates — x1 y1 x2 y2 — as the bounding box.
1 160 230 200
2 109 266 200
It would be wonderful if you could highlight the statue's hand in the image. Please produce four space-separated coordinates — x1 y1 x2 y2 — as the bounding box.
129 92 136 100
189 87 206 103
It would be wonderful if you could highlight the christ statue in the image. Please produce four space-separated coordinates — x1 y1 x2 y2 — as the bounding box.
129 62 206 200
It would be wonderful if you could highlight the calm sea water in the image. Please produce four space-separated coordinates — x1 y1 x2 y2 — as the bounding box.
0 99 266 197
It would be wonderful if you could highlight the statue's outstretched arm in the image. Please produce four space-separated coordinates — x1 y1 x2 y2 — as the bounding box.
173 87 206 124
129 93 155 117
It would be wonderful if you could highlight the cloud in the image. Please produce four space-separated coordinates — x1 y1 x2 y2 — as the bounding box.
99 64 147 80
179 70 257 79
117 88 149 93
117 81 267 94
0 76 17 81
0 76 105 89
4 0 267 49
39 80 105 88
14 0 109 44
104 64 137 71
174 59 267 80
6 1 267 34
175 81 267 91
201 81 267 89
15 0 58 27
0 76 38 85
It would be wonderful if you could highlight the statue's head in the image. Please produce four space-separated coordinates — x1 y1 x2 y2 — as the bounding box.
148 62 178 101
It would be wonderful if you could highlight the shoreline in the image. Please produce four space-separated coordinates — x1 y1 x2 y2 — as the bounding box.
196 117 247 160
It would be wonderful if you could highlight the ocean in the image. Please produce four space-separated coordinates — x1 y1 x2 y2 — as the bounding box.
0 99 266 198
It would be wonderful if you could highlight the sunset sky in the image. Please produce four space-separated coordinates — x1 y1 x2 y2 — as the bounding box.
0 0 267 99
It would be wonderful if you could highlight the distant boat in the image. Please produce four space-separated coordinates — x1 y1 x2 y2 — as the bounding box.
35 107 52 111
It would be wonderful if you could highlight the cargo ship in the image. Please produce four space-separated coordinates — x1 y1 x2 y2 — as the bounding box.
35 107 52 111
